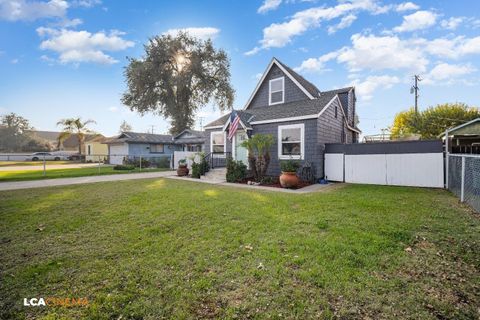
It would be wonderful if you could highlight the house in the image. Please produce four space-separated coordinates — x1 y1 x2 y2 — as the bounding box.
203 57 361 178
84 135 109 162
174 129 206 152
441 118 480 154
104 132 180 165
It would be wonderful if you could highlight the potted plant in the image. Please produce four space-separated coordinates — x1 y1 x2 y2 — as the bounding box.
279 160 300 188
176 159 189 176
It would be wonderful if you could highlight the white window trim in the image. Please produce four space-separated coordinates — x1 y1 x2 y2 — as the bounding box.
232 130 249 168
210 131 227 154
269 76 284 106
278 123 304 160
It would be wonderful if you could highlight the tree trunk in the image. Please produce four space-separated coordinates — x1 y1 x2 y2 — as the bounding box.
248 154 258 181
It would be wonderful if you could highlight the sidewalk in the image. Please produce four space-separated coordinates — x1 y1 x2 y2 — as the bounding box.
0 171 175 191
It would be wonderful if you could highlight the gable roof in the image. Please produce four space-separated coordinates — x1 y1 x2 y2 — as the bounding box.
275 59 321 98
244 58 319 110
174 129 207 144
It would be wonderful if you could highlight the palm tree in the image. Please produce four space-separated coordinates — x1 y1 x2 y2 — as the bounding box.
241 134 275 182
57 118 96 155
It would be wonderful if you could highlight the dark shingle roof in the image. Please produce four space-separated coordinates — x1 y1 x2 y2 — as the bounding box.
105 132 174 144
205 90 341 128
275 58 321 97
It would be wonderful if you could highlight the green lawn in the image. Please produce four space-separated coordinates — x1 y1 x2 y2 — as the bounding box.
0 166 169 182
0 161 75 167
0 180 478 319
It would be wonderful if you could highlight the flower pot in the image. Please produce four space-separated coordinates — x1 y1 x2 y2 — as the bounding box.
177 164 189 176
279 171 299 188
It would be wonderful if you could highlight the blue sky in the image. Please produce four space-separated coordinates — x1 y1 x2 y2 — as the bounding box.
1 0 479 137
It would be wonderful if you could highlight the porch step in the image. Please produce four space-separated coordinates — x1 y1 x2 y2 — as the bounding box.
201 168 227 182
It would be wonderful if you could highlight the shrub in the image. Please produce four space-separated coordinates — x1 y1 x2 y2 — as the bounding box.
156 156 171 168
200 156 209 175
280 160 300 173
226 158 247 183
113 164 135 170
191 162 201 179
178 158 187 166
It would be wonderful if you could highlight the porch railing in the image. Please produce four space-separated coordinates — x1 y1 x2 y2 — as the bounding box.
203 152 232 169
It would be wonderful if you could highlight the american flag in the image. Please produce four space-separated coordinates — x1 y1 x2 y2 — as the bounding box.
227 111 240 141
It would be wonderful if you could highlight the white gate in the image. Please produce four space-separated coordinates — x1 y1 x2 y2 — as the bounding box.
325 141 444 188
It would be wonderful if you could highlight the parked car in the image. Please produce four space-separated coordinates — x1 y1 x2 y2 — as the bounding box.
26 152 67 161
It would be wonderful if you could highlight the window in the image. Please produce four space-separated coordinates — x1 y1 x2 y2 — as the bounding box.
269 77 284 105
335 106 338 118
278 124 304 160
87 145 91 155
210 131 225 153
187 144 201 152
150 144 164 153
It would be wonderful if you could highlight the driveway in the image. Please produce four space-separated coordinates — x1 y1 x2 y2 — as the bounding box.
0 171 175 191
0 163 106 171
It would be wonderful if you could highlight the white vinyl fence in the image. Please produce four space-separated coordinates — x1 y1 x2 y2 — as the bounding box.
325 140 444 188
173 151 201 169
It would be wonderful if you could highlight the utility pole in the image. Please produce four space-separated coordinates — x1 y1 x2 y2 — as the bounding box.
198 117 204 131
148 125 155 134
411 75 421 114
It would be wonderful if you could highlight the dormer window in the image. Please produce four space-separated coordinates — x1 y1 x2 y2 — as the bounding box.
269 77 284 105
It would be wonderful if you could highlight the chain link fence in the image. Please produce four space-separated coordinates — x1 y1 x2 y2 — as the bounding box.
448 154 480 212
0 153 173 180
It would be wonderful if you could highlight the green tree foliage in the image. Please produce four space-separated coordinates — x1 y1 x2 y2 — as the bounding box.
390 103 480 139
57 118 96 154
122 32 235 134
241 134 275 182
0 113 49 152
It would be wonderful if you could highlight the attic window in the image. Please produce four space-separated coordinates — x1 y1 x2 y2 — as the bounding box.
269 77 284 105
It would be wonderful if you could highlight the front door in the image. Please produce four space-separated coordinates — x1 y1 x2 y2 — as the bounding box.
234 131 248 166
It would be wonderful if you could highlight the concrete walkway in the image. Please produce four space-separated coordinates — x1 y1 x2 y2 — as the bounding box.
0 171 175 191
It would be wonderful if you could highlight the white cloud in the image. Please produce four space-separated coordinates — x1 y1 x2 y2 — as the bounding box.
71 0 101 8
10 58 18 64
37 28 134 64
395 2 419 12
258 0 282 14
424 63 475 84
163 27 220 40
0 0 68 21
336 33 428 72
108 106 118 112
393 10 437 33
440 17 464 30
423 36 480 59
351 75 400 101
294 51 339 73
247 0 390 54
327 14 357 34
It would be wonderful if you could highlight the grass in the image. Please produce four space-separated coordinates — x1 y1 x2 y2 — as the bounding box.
0 179 478 319
0 161 75 167
0 166 170 182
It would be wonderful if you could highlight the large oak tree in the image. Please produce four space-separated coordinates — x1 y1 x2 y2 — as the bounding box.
122 32 235 134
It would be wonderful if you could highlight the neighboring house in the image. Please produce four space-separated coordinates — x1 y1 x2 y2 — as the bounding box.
104 132 179 165
174 129 206 152
84 135 109 162
441 118 480 154
204 57 361 178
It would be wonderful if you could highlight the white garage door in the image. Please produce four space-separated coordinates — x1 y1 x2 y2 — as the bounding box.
109 143 128 165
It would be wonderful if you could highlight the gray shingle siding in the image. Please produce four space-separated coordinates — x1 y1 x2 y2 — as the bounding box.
248 64 309 109
252 119 321 178
317 98 350 177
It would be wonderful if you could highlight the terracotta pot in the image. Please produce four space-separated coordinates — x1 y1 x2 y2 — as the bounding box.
279 171 299 188
177 165 189 176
